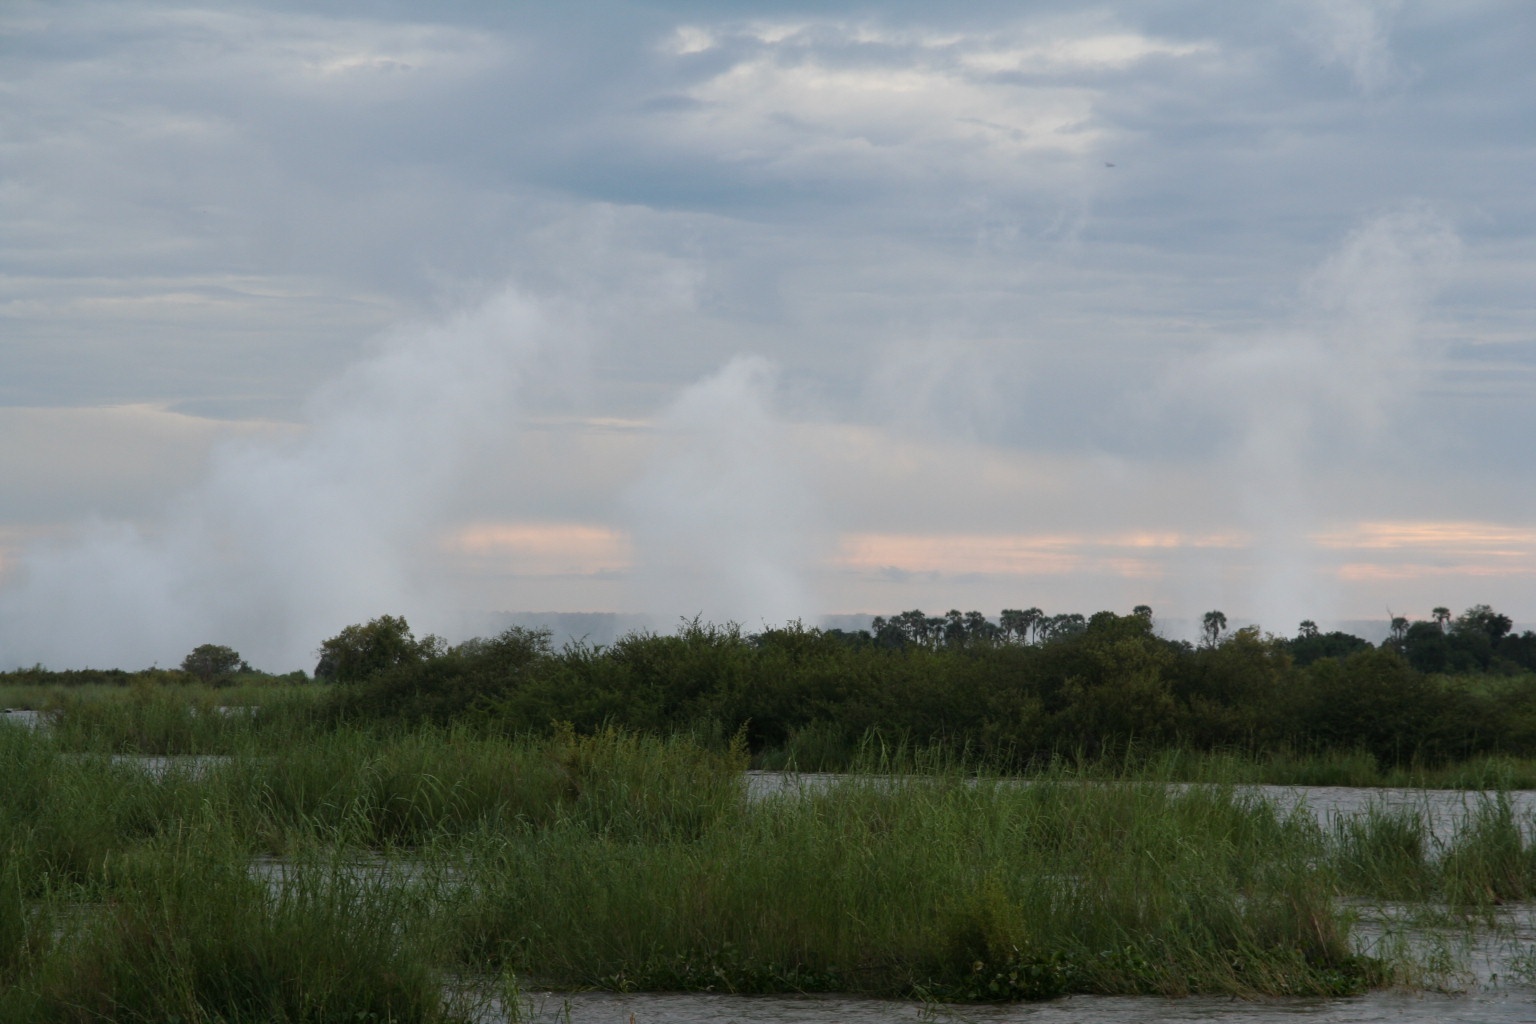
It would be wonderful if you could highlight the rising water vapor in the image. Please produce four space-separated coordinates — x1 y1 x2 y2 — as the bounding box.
1184 204 1459 632
622 356 826 631
0 290 558 671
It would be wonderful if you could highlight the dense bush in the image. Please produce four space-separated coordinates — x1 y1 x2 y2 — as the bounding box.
179 643 250 683
314 609 1536 772
313 614 446 682
325 626 551 726
13 606 1530 772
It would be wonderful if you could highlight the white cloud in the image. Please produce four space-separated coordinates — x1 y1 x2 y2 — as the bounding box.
677 56 1099 183
666 26 717 56
961 34 1214 73
659 19 1219 189
1294 0 1405 94
148 7 507 96
743 21 816 46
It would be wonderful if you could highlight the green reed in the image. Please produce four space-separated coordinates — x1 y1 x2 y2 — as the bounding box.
458 764 1379 1000
5 714 1536 1012
37 684 323 756
1 827 467 1023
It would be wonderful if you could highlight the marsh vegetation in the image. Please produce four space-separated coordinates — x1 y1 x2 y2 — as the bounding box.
4 607 1536 1019
9 604 1536 779
2 702 1536 1020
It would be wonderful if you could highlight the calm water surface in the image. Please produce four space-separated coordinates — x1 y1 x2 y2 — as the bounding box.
476 987 1536 1023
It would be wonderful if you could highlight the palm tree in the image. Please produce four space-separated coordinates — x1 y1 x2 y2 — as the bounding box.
941 609 966 647
964 610 998 644
1201 610 1227 648
894 609 929 646
999 609 1026 643
1024 607 1045 644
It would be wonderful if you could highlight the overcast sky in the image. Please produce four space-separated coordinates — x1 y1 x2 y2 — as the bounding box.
3 0 1534 669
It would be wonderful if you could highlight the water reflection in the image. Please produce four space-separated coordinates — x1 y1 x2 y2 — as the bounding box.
477 987 1535 1023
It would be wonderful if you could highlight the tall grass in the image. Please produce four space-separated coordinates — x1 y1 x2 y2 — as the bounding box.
215 724 745 851
5 715 1536 1011
459 765 1379 1000
0 719 745 862
1324 791 1536 909
22 678 1536 789
1438 794 1536 906
38 684 323 755
1 828 467 1023
0 723 746 1019
1331 803 1434 902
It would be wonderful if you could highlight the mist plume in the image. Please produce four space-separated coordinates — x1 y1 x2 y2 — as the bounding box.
0 290 557 671
622 356 826 631
1185 204 1460 632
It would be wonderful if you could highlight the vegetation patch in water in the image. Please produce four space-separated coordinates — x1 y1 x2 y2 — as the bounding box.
458 767 1384 1000
4 709 1536 1014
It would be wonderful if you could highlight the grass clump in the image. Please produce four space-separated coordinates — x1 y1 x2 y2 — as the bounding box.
1438 794 1536 906
1 828 465 1024
39 684 321 756
211 723 745 852
1322 791 1536 909
460 768 1380 1001
0 835 49 982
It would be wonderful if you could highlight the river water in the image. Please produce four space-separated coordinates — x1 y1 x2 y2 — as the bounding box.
477 985 1536 1023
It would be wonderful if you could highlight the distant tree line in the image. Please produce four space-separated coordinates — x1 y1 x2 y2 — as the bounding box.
8 603 1533 770
309 604 1536 771
1 643 299 689
866 603 1536 675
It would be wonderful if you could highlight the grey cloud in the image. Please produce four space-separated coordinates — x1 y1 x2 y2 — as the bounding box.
1291 0 1406 95
2 1 1533 647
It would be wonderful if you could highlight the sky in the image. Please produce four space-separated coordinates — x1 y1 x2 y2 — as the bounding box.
2 0 1534 670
